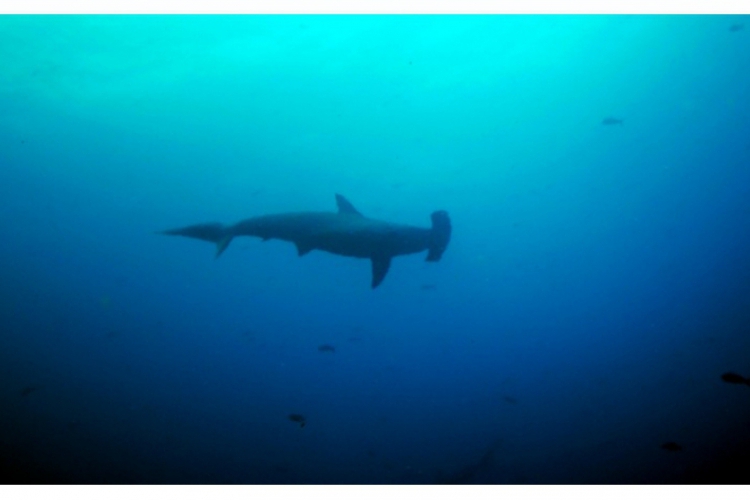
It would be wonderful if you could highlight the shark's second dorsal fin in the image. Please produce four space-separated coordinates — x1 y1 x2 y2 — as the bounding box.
335 194 363 216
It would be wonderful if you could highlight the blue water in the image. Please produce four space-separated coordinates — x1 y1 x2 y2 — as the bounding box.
1 14 750 484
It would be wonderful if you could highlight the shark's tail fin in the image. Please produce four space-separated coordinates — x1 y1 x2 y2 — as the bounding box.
426 210 451 262
159 223 233 258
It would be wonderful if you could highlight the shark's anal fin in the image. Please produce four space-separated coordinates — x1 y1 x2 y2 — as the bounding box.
295 241 313 257
371 256 391 289
335 194 363 217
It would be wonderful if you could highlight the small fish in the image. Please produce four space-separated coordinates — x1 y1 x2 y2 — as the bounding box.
105 330 121 339
729 23 744 32
602 117 624 126
240 329 256 341
273 463 290 474
721 372 750 386
20 385 41 398
318 344 336 353
503 395 519 405
420 284 437 291
661 442 683 452
288 413 306 428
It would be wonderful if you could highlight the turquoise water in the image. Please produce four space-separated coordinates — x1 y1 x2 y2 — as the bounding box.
1 14 750 483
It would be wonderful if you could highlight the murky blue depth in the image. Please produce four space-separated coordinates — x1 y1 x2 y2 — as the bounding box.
1 15 750 484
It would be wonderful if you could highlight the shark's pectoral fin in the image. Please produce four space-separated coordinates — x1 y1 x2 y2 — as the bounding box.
295 241 314 257
215 236 233 259
371 256 392 289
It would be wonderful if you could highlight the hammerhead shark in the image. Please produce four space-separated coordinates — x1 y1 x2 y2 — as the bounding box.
160 194 451 288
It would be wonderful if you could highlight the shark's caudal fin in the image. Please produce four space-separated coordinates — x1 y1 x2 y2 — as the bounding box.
426 210 451 262
160 223 233 258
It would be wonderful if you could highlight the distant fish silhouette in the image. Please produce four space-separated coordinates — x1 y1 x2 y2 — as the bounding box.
436 439 502 484
503 395 519 405
105 329 121 339
288 413 306 428
602 117 624 126
661 442 683 452
20 385 42 398
721 372 750 386
273 463 290 474
318 344 336 353
729 23 744 32
420 284 437 291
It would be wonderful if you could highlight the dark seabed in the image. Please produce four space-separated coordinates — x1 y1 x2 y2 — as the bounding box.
1 14 750 484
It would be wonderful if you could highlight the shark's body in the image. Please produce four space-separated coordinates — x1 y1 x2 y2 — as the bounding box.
160 194 451 288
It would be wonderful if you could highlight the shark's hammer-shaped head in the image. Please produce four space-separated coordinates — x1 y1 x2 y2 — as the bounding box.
426 210 451 262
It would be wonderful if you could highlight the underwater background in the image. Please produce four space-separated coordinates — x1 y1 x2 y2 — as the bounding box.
1 14 750 484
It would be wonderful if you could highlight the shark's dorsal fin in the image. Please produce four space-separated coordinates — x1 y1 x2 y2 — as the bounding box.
335 194 363 217
371 256 391 289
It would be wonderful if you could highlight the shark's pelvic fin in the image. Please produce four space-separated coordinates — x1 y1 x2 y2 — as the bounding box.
371 256 392 289
295 241 314 257
335 194 363 217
